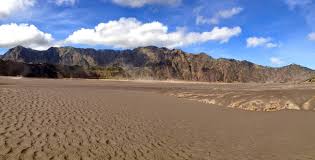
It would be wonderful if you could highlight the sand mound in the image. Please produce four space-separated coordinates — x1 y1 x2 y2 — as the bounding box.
167 83 315 111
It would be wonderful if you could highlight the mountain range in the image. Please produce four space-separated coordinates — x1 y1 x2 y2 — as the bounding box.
1 45 314 83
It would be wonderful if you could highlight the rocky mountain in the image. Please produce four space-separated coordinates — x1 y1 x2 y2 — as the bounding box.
2 45 315 82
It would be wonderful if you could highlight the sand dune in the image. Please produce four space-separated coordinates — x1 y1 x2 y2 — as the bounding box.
167 85 315 111
0 77 315 160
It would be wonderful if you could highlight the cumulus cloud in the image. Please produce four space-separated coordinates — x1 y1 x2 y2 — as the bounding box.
111 0 181 8
196 7 243 25
270 57 285 65
0 23 54 50
55 0 76 6
308 32 315 40
285 0 312 9
0 0 35 18
65 17 241 49
246 37 279 48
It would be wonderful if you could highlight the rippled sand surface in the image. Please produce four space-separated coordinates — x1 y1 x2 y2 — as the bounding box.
0 77 315 160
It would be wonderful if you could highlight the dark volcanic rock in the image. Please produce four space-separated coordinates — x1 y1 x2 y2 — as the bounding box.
2 46 315 82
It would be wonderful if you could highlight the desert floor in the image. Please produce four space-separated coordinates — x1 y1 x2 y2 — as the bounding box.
0 77 315 160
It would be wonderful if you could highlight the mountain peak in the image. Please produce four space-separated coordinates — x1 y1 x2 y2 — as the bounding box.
9 45 27 51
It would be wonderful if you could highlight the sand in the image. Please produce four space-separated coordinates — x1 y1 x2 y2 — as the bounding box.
0 77 315 160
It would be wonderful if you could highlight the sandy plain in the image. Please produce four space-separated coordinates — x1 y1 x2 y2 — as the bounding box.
0 77 315 160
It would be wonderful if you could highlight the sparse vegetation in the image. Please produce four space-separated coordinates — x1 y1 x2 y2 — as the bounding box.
90 66 127 79
306 77 315 83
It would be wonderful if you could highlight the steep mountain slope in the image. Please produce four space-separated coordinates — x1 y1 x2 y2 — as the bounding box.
2 46 315 82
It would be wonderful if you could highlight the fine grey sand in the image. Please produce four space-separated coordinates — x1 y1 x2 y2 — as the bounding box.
0 77 315 160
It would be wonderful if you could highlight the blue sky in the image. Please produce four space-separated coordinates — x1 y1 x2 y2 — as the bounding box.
0 0 315 69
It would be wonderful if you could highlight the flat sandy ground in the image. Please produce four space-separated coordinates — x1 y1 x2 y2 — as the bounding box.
0 77 315 160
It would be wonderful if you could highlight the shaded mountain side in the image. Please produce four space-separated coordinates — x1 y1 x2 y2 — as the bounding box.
2 46 315 82
0 59 130 79
0 60 100 79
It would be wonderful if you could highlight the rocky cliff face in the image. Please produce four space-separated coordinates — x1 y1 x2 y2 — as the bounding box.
2 46 315 82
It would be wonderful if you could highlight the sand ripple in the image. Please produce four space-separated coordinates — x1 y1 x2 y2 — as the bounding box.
1 78 315 160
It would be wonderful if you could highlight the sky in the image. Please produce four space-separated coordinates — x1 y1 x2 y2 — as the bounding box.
0 0 315 69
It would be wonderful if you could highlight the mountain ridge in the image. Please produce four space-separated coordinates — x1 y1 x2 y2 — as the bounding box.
1 45 315 82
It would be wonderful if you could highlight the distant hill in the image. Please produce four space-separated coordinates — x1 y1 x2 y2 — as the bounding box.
1 46 315 82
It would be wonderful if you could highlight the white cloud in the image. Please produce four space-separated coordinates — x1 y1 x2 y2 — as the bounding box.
0 23 54 50
308 32 315 40
65 17 241 49
246 37 279 48
196 7 243 25
285 0 312 9
270 57 285 65
218 7 244 19
55 0 76 6
111 0 181 8
0 0 35 19
265 43 278 48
